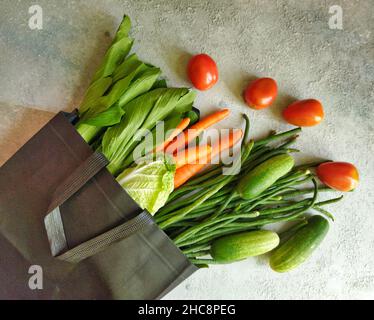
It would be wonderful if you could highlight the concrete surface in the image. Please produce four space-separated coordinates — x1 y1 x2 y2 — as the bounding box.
0 0 373 299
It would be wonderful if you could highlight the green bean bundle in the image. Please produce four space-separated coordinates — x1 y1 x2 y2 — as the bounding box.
154 115 342 265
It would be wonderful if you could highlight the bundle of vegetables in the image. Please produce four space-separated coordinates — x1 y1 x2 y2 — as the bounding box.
73 15 245 218
154 115 344 271
74 15 201 214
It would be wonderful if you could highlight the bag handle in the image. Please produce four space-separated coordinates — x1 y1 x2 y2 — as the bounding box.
44 151 154 263
56 211 154 263
47 152 109 212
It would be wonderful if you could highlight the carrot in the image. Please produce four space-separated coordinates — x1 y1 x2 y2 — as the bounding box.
154 118 190 153
173 144 212 169
173 129 243 188
166 109 230 153
210 129 243 159
174 163 207 189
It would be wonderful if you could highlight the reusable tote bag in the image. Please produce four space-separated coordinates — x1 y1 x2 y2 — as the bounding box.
0 111 196 299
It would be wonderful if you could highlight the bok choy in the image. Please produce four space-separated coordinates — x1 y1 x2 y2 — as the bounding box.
75 15 161 143
101 87 195 175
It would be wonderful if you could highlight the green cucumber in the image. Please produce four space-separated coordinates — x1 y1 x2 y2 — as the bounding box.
269 215 329 273
211 230 280 263
237 154 294 199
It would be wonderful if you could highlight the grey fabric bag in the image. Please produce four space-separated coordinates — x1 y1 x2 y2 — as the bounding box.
0 111 196 300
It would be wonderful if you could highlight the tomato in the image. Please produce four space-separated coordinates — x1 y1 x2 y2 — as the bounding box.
282 99 324 127
316 162 359 192
244 77 278 110
187 54 218 91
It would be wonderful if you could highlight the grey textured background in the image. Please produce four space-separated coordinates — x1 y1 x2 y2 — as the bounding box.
0 0 373 299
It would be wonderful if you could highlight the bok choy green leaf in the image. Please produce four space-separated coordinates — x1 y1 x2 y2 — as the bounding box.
76 15 161 143
120 91 196 168
91 15 133 82
102 87 194 175
121 113 186 168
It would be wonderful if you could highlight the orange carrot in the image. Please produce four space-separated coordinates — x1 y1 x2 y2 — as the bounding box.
173 144 211 169
154 118 190 153
210 129 243 159
173 129 243 188
166 109 230 153
174 163 207 189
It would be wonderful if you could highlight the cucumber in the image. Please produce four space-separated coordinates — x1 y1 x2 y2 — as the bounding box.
269 215 329 273
211 230 280 263
237 154 294 199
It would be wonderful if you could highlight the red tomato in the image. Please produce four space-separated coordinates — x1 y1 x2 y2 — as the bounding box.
187 54 218 91
282 99 324 127
244 77 278 110
316 162 359 192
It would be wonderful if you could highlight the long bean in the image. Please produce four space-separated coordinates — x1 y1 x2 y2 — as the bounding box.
174 212 260 245
277 136 299 149
173 160 306 238
280 186 334 198
230 179 318 228
313 206 335 220
179 225 262 248
241 113 251 147
185 250 211 258
188 259 221 265
168 130 295 206
254 127 302 148
156 191 208 218
193 173 310 217
177 174 311 222
179 212 261 246
178 178 318 250
184 164 223 186
157 179 229 227
159 142 254 229
294 160 332 171
182 244 210 255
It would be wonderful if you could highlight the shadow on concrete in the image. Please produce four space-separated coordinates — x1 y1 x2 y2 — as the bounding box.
270 93 298 122
0 103 54 166
163 46 192 84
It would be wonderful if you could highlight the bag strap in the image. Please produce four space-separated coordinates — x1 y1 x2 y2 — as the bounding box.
44 151 154 263
47 152 109 212
57 211 154 263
